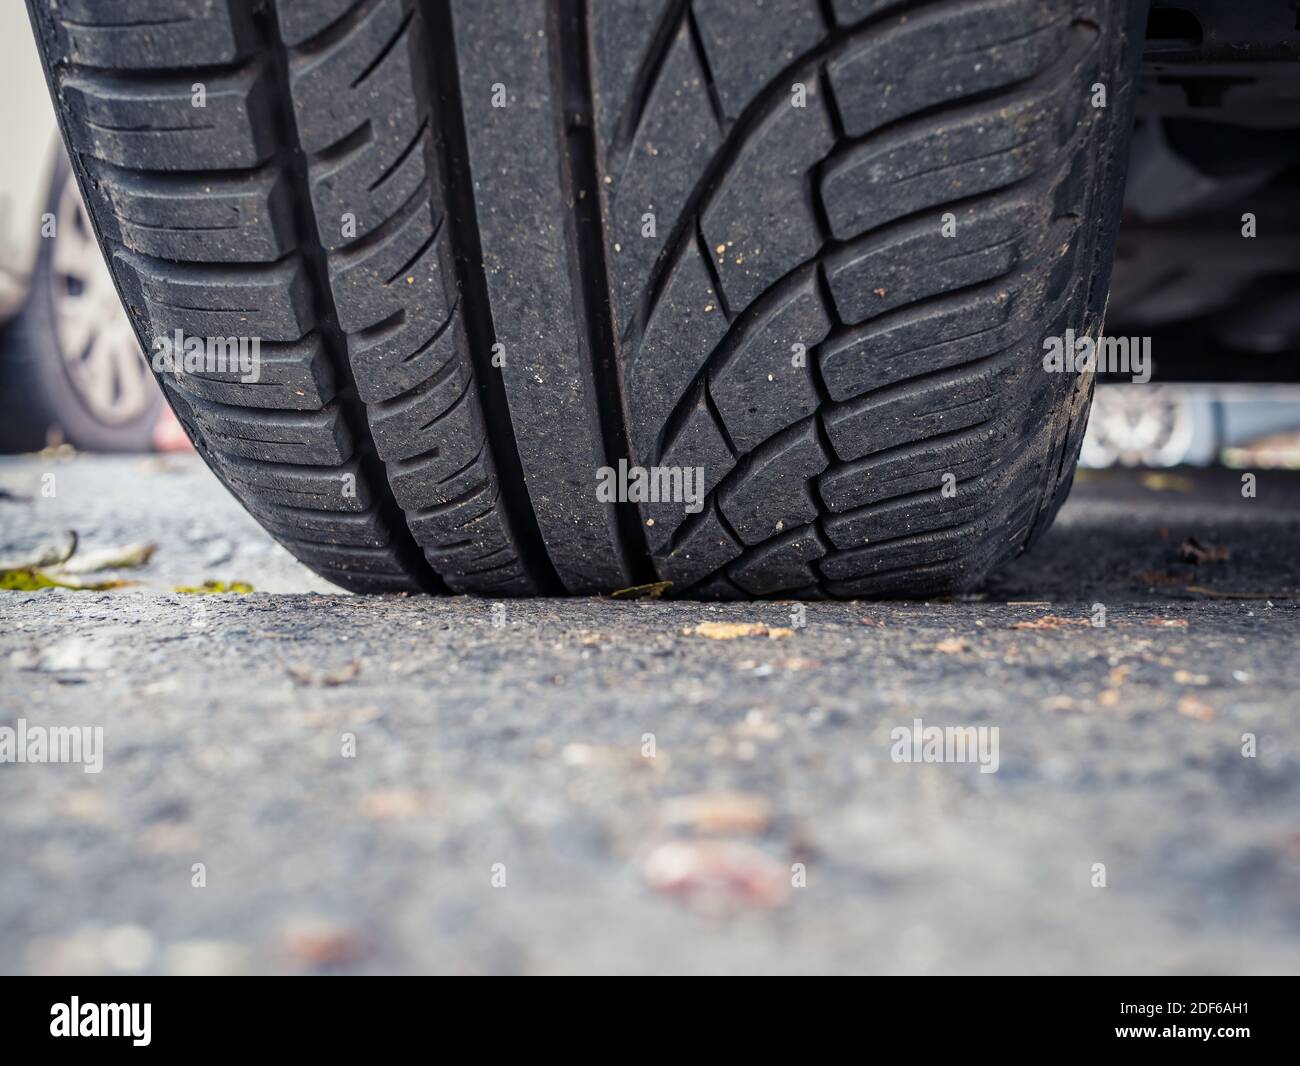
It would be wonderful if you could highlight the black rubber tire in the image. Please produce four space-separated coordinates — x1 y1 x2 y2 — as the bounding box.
25 0 1146 597
0 153 160 454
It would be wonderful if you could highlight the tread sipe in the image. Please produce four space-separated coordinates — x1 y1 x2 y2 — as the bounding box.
26 0 1146 598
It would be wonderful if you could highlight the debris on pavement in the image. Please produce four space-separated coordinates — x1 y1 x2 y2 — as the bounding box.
61 541 157 574
610 580 673 600
643 840 790 913
660 792 771 835
1010 615 1092 630
1140 471 1194 493
689 621 794 640
173 579 254 594
1176 694 1217 722
1178 537 1231 564
0 531 78 570
283 660 362 687
276 916 367 969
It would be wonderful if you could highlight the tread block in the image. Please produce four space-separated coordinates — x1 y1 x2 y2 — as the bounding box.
692 572 748 600
822 352 1014 462
114 250 316 343
349 303 459 408
719 418 828 545
818 276 1031 402
89 161 296 264
642 383 735 553
59 64 278 171
384 387 487 512
402 468 533 593
280 538 411 578
824 196 1040 326
656 500 742 588
174 391 353 466
214 453 373 513
822 479 994 550
691 0 825 122
330 211 457 402
367 360 473 464
700 81 834 309
829 0 911 23
819 422 1007 511
819 87 1077 242
55 0 261 71
162 337 337 411
588 0 677 147
246 501 394 548
276 0 371 47
826 0 1067 138
289 0 434 250
607 22 721 331
820 524 971 580
825 559 961 598
625 240 729 461
728 524 828 595
708 267 829 453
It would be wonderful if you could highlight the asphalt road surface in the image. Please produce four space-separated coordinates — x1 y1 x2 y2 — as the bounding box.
2 453 1298 975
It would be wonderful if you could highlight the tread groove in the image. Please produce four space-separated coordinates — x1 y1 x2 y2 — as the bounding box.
553 0 656 586
421 0 564 594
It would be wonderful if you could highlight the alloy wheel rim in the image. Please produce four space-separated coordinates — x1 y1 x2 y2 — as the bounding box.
52 178 152 427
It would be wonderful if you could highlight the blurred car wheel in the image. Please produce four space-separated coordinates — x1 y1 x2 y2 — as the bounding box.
1080 384 1218 468
0 154 159 452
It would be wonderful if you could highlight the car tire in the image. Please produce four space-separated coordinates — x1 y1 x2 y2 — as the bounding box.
26 0 1146 595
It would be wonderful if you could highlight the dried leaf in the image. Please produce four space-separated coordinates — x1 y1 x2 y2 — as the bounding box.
360 790 426 820
0 531 78 571
1178 537 1230 564
1140 472 1193 493
610 580 672 600
690 621 793 640
1185 586 1288 601
277 917 366 968
62 542 157 574
1010 615 1090 630
1136 569 1187 586
284 661 362 687
35 440 76 461
173 579 254 594
0 568 129 591
660 792 770 835
1177 694 1215 722
771 657 820 671
643 839 789 912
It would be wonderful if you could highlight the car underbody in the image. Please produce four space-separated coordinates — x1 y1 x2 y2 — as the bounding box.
1108 0 1300 383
